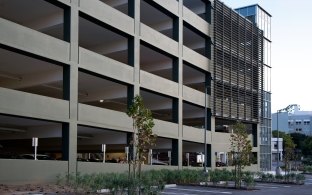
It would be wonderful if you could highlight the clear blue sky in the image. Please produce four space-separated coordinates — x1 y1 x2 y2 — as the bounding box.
221 0 312 113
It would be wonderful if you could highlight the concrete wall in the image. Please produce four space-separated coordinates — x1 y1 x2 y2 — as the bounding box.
0 159 68 184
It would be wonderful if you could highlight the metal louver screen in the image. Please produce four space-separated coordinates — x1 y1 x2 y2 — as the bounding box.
213 0 263 122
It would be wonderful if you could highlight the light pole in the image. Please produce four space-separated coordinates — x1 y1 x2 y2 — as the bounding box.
276 110 280 175
276 104 299 175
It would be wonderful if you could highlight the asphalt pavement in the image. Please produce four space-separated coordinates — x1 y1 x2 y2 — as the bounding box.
162 174 312 195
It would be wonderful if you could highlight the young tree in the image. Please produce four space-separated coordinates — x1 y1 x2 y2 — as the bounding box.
127 95 157 179
283 134 296 178
229 122 252 189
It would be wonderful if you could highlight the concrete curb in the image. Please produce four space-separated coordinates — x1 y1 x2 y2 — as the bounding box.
164 184 177 188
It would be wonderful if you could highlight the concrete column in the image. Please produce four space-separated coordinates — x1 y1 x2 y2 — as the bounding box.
133 0 140 95
177 0 183 169
67 0 79 174
210 117 216 169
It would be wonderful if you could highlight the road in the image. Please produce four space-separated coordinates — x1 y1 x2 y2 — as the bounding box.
162 175 312 195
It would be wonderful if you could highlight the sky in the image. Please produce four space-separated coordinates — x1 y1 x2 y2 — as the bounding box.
221 0 312 113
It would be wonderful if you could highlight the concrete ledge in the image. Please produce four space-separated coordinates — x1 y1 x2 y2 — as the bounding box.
0 87 69 122
183 7 210 36
0 18 70 64
182 46 210 72
79 47 134 85
183 86 210 107
79 0 134 36
78 104 132 132
183 125 211 144
153 119 179 138
140 23 179 57
140 71 179 98
152 0 179 16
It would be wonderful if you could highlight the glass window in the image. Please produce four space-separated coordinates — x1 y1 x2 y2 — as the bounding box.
239 8 248 16
247 6 256 15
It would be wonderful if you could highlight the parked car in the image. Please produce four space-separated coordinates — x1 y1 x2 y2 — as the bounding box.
19 154 55 160
0 153 19 159
152 158 168 165
216 161 227 167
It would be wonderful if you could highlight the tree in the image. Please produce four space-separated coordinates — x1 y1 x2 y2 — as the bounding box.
229 122 252 189
272 130 287 139
303 136 312 156
290 133 307 151
283 134 295 179
127 95 157 179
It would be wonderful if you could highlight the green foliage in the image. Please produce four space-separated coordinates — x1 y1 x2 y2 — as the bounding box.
283 134 296 175
302 157 312 166
272 131 312 160
229 122 252 188
290 133 306 150
255 172 305 184
303 137 312 156
209 169 232 186
284 172 295 183
57 171 164 194
243 171 255 189
275 174 284 181
141 170 166 192
304 165 312 173
209 169 222 184
127 95 157 178
256 172 274 182
295 174 305 184
166 169 204 184
272 130 287 138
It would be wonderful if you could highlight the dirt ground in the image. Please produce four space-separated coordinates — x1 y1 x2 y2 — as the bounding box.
0 183 78 195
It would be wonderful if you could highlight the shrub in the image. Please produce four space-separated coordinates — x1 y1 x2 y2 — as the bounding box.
243 171 255 189
57 171 164 194
285 173 296 182
275 174 284 182
219 169 232 186
160 169 177 184
295 174 305 184
267 173 274 182
209 170 222 185
257 172 269 182
209 169 232 185
304 165 312 173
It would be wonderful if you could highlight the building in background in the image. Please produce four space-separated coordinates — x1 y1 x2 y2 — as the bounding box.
235 5 272 171
0 0 267 183
272 105 312 136
271 137 283 162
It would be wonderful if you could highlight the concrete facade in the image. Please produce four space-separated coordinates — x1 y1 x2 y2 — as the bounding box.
0 0 261 183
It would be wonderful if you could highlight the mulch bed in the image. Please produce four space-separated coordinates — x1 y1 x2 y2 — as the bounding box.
0 184 81 195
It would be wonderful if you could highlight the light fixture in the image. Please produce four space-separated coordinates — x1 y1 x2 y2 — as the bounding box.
99 99 104 103
0 127 26 133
